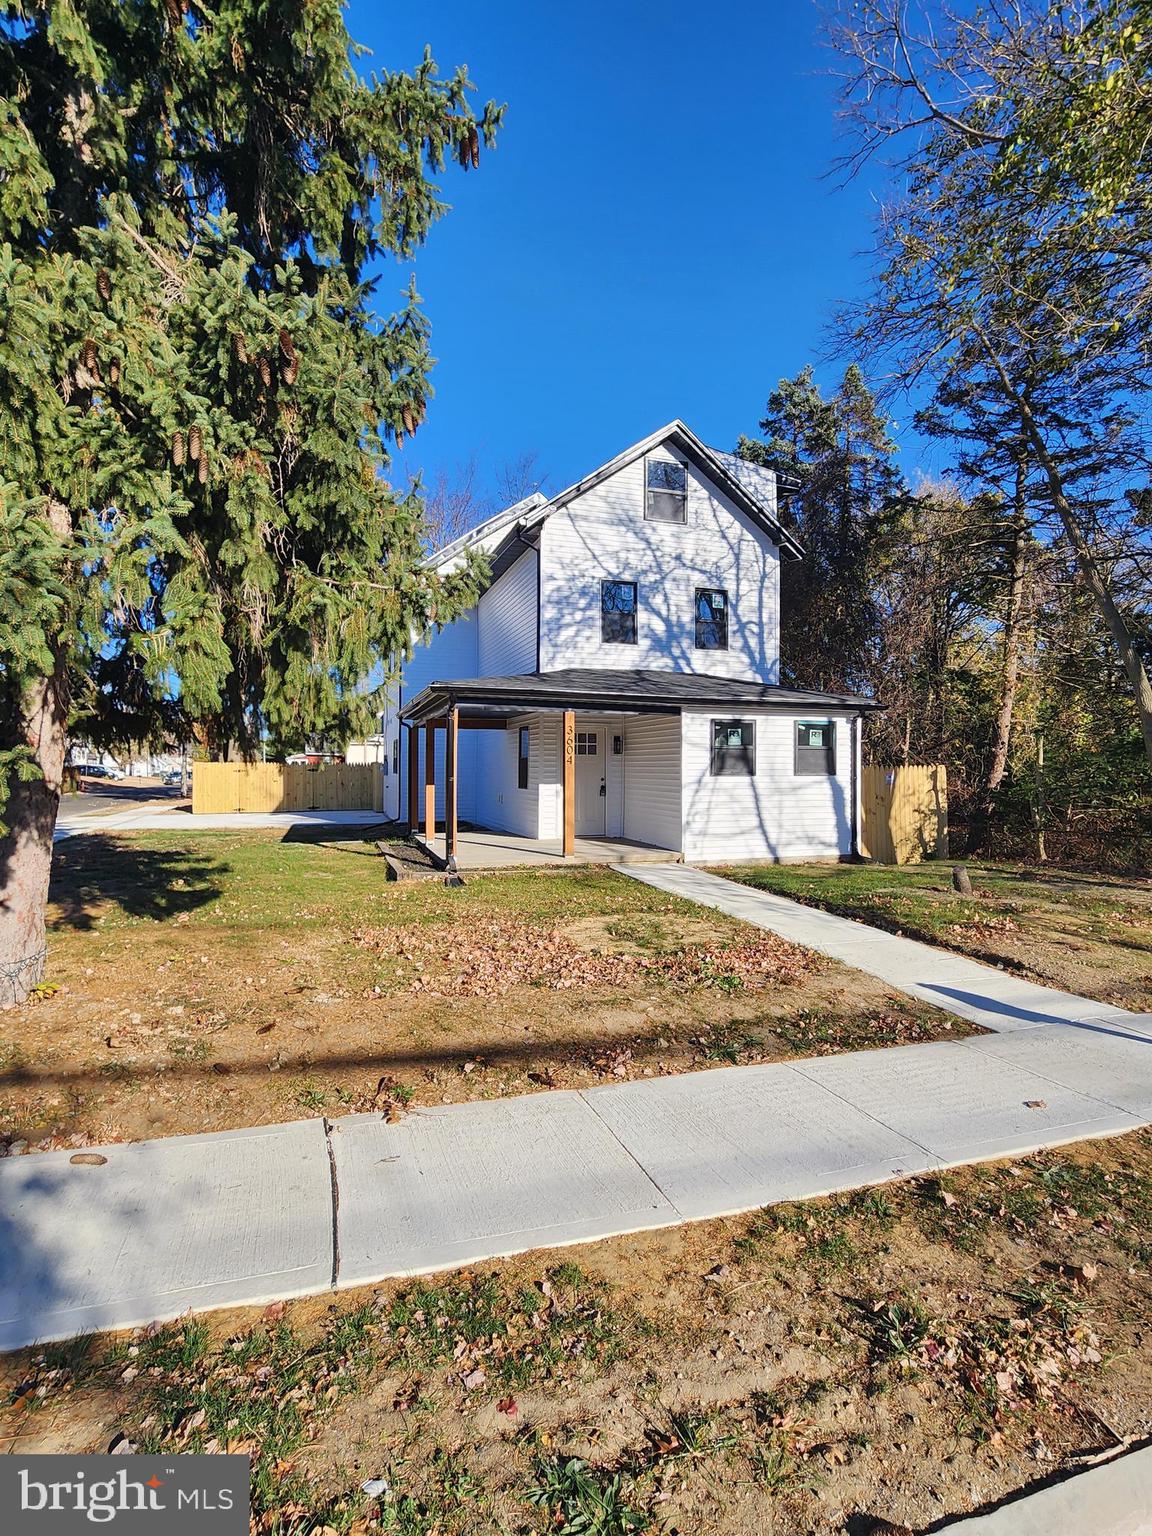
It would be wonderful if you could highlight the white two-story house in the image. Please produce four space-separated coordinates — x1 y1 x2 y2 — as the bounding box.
379 421 881 866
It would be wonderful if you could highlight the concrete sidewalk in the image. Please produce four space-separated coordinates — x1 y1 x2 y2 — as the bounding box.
616 863 1149 1035
5 1015 1152 1350
53 807 390 841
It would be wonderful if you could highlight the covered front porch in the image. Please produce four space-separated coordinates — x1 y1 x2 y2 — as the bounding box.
413 827 681 871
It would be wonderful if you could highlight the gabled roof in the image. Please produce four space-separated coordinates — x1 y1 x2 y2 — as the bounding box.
401 668 880 725
425 421 804 576
519 420 805 560
426 490 549 572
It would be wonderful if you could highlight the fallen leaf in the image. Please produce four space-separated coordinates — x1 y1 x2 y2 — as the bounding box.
1024 1099 1048 1110
496 1395 518 1416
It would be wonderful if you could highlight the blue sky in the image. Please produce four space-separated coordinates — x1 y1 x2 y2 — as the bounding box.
348 0 899 501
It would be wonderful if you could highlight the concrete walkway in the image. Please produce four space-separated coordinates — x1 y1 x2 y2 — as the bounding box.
616 863 1148 1035
53 807 390 841
5 1015 1152 1350
5 862 1152 1351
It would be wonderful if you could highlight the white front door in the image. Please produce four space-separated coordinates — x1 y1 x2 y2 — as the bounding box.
574 728 606 836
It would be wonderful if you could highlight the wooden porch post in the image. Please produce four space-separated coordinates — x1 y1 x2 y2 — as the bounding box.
406 724 419 831
445 706 459 866
423 722 436 844
562 709 575 858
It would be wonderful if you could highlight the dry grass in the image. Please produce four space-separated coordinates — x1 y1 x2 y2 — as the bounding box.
716 861 1152 1013
0 832 972 1152
6 1131 1152 1534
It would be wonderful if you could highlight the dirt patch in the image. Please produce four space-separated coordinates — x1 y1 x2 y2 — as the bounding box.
7 1131 1152 1534
0 834 975 1152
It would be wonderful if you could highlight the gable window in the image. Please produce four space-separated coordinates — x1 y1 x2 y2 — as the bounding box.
601 579 638 644
795 721 836 775
518 726 530 789
695 587 729 650
711 719 756 777
645 459 687 523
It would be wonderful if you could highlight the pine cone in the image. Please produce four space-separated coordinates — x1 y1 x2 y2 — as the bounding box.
457 137 470 170
258 355 272 388
232 333 249 365
81 338 98 371
281 356 298 386
172 430 185 467
197 452 208 484
402 405 415 435
108 358 120 386
278 328 295 363
97 268 112 302
469 126 480 170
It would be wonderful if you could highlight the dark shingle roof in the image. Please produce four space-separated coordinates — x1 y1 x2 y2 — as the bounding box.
401 669 881 724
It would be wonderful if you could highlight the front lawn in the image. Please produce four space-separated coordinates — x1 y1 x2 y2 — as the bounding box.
6 1130 1152 1534
0 833 969 1152
715 861 1152 1012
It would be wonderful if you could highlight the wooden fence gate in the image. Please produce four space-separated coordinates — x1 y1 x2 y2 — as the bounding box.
192 762 383 814
860 764 948 864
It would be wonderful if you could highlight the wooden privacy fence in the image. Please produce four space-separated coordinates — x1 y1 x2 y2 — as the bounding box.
860 764 948 864
192 762 383 814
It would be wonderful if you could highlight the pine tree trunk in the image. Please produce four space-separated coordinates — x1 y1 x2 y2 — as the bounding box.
969 460 1029 853
0 499 71 1007
0 666 69 1009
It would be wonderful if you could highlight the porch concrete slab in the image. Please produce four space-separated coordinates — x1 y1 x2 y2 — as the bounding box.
583 1064 936 1220
420 829 680 871
958 1023 1152 1119
791 1040 1143 1165
0 1120 333 1351
331 1092 675 1286
616 864 1142 1034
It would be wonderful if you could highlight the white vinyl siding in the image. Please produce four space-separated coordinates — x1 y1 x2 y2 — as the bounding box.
680 710 856 862
537 452 780 681
478 549 538 675
396 610 479 823
471 714 558 837
622 715 682 851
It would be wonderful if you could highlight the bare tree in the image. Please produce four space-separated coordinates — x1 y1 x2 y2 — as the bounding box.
423 452 548 552
829 0 1152 768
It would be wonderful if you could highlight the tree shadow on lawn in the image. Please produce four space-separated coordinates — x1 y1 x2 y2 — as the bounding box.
279 823 394 856
47 837 231 932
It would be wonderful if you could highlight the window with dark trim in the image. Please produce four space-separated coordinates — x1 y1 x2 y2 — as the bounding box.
645 458 687 523
518 726 530 789
795 720 836 775
695 587 729 650
601 579 638 644
711 719 756 776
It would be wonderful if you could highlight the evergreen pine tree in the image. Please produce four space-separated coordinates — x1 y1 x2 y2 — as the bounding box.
0 2 503 1002
739 365 901 692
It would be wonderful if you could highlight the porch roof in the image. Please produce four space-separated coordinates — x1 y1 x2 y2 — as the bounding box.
399 668 883 726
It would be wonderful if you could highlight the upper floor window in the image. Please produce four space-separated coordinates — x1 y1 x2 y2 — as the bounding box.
695 587 729 650
601 579 638 644
645 459 687 523
795 721 836 775
711 719 756 776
